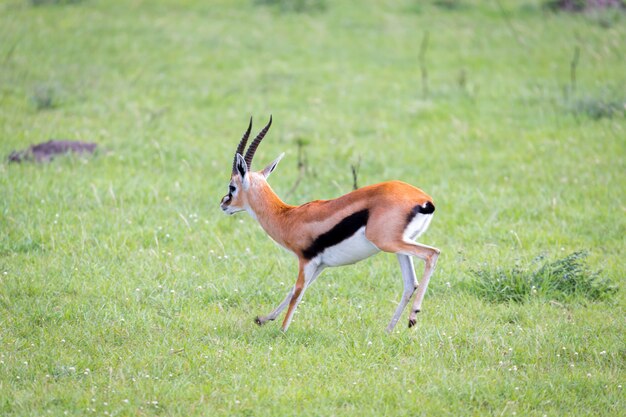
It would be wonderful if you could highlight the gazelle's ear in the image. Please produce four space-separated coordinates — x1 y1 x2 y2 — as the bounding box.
235 153 250 189
261 153 285 179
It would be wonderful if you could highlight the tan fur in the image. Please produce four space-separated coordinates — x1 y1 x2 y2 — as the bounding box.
223 174 433 257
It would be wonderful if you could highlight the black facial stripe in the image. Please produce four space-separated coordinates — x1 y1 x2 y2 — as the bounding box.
302 209 369 260
406 202 435 225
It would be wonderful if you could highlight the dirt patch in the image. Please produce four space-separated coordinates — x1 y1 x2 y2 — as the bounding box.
8 140 97 163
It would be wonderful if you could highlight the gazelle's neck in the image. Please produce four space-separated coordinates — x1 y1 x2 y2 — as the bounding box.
246 177 294 247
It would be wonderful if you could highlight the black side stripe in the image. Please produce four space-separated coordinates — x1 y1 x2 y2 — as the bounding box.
302 209 370 260
406 202 435 225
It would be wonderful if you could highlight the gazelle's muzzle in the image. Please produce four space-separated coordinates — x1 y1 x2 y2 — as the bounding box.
220 194 233 214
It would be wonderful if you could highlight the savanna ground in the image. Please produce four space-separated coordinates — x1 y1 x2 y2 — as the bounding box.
0 0 624 415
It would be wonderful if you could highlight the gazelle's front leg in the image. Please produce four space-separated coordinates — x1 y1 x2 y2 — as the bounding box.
281 260 323 332
255 286 295 326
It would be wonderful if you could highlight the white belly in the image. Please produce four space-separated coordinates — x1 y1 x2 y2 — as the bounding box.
318 227 380 267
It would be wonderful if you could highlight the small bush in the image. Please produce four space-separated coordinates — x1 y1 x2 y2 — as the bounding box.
468 252 618 304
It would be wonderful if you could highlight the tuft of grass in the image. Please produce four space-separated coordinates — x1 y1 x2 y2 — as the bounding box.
30 84 56 111
467 252 618 304
432 0 467 10
572 97 625 119
544 0 626 26
29 0 84 6
254 0 327 13
544 0 625 13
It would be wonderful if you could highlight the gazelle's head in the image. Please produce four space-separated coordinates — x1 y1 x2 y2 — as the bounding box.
220 116 284 215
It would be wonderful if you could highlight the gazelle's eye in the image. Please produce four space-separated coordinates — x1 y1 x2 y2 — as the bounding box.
229 185 236 194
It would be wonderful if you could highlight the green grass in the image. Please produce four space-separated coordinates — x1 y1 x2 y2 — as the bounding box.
0 0 624 415
467 251 618 303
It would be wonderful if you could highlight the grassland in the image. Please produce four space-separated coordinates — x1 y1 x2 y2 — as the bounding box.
0 0 624 415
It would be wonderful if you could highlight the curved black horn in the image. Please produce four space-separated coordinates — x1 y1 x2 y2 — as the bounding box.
244 115 272 169
232 116 252 174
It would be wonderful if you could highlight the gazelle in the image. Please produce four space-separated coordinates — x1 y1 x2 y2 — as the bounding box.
220 116 440 332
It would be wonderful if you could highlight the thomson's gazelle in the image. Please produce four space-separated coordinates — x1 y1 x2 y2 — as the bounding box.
220 117 440 332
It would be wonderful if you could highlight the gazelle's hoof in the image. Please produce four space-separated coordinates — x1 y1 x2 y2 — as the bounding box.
408 318 417 328
254 316 263 326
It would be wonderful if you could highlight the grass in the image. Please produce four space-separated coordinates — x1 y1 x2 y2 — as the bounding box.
467 251 618 303
0 0 624 415
571 96 625 119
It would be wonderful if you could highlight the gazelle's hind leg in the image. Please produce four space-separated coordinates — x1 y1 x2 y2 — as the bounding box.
373 239 439 331
403 242 439 328
386 254 418 333
367 210 439 331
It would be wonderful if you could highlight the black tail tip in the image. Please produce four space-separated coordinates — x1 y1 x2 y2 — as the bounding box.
419 201 435 215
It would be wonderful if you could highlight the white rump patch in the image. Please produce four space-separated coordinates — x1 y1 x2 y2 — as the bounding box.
403 213 433 242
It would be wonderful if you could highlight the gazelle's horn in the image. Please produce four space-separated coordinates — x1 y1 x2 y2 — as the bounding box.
244 115 272 169
232 117 252 174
